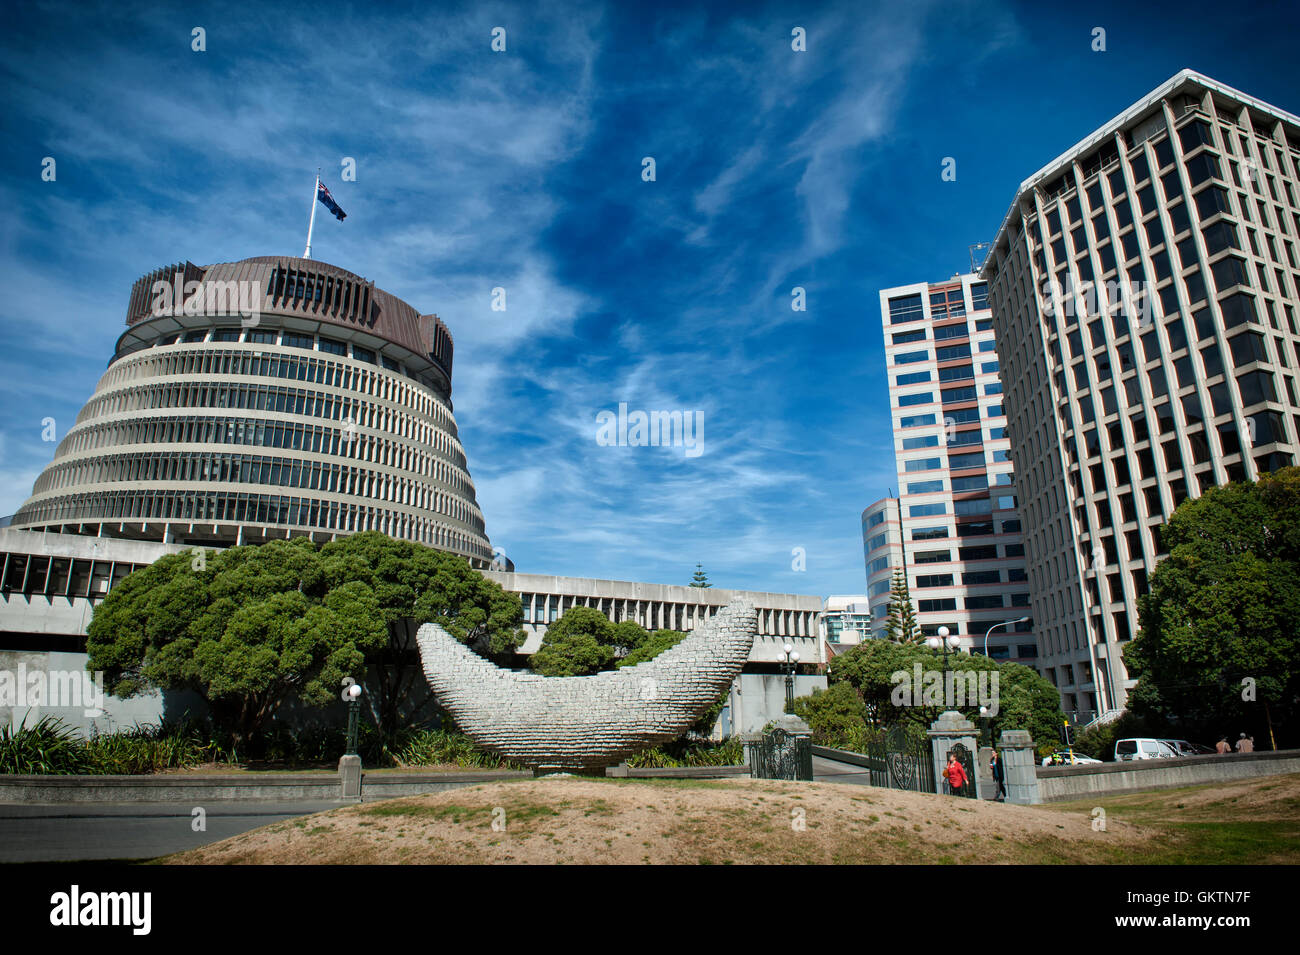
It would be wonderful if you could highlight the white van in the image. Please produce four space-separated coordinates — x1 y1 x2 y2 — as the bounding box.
1114 738 1178 761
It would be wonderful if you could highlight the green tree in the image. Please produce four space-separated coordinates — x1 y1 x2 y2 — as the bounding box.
982 660 1069 749
530 607 617 676
788 682 872 750
829 638 937 726
1126 467 1300 748
610 620 649 655
883 570 920 644
827 638 1063 742
529 631 616 676
315 532 525 735
689 563 712 588
87 538 387 748
615 629 686 667
86 532 526 746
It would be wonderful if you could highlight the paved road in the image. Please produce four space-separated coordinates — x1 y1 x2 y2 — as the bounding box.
811 755 873 786
0 800 347 862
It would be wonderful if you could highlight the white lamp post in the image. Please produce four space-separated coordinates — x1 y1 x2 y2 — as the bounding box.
984 615 1032 658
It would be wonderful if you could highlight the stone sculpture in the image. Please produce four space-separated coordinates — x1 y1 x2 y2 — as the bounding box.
416 599 757 773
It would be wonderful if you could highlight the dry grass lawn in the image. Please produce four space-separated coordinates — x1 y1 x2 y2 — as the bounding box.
163 772 1299 865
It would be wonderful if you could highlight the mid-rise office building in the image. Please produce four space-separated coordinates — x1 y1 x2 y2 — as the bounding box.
819 595 872 649
981 70 1300 718
864 274 1038 664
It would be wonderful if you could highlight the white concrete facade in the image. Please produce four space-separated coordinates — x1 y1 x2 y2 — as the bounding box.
481 570 824 665
0 529 191 734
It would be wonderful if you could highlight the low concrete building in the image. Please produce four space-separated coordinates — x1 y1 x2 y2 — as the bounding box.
482 570 823 660
0 528 191 734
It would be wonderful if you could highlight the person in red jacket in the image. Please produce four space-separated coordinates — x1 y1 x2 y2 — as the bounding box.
943 751 969 796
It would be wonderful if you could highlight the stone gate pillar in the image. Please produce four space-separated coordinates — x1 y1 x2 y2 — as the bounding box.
998 729 1042 805
928 710 981 799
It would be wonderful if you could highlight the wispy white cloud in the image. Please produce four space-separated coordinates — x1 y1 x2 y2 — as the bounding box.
0 0 1029 595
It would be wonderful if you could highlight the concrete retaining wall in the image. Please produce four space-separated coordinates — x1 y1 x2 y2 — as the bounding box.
619 765 748 779
358 771 531 800
1036 749 1300 801
0 763 748 803
0 770 528 804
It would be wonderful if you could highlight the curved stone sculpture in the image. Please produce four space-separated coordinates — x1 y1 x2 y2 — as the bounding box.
416 599 757 772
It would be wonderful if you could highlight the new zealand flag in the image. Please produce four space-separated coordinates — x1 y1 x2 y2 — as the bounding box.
317 182 347 222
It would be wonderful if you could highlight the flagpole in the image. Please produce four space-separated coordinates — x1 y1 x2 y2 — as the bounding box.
303 171 320 258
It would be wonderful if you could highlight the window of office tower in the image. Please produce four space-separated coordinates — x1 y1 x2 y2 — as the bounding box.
930 287 966 320
889 293 924 324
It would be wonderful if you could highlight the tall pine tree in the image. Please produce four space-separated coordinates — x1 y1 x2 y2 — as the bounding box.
883 569 920 644
689 563 712 588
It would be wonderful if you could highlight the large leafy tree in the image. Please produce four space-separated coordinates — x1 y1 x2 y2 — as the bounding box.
88 537 385 746
883 570 920 644
529 607 617 676
788 681 872 750
616 629 687 667
529 610 660 676
610 620 650 655
826 638 1063 744
1126 467 1300 747
87 532 525 745
315 532 525 735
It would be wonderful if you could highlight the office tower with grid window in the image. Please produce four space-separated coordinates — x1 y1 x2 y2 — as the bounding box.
980 70 1300 719
11 256 495 565
863 274 1038 665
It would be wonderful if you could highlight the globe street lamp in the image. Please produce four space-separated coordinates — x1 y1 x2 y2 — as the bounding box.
926 625 962 675
343 681 363 756
781 643 800 709
984 615 1032 658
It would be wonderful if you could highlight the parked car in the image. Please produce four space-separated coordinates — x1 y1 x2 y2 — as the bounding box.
1164 739 1215 756
1114 738 1179 761
1041 749 1103 766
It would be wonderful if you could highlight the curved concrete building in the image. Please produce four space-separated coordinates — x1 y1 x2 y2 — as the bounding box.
11 256 494 565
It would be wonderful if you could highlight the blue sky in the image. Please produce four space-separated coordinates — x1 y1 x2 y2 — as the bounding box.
2 0 1298 597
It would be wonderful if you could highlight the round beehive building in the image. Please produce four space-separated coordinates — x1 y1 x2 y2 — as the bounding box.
11 256 494 565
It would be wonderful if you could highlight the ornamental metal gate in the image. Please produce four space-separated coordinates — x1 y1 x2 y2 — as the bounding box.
945 742 978 799
866 724 935 794
747 728 814 780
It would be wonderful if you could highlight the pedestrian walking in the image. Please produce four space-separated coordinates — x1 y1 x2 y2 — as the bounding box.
1215 737 1231 754
1235 733 1255 753
943 751 969 796
990 750 1007 800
